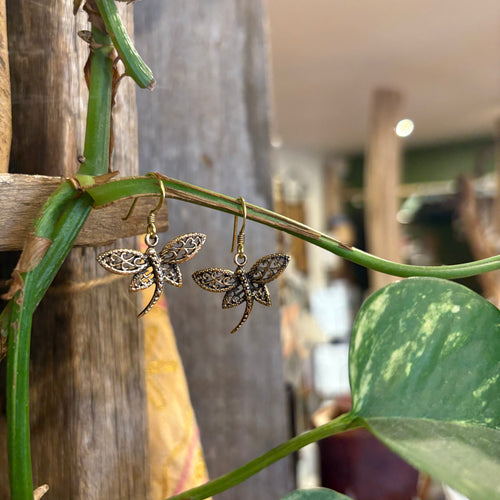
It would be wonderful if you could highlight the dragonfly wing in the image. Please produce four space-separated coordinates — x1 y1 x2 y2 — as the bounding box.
97 249 149 275
160 233 207 264
162 263 182 287
248 253 290 284
192 268 237 293
222 282 246 309
253 283 271 307
129 268 155 292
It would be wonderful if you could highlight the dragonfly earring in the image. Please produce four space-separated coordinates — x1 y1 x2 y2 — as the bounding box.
192 197 290 333
97 173 206 318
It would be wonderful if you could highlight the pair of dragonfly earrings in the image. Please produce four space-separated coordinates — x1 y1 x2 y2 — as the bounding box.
97 175 290 333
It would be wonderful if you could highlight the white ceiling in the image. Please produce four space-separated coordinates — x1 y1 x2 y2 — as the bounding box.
266 0 500 154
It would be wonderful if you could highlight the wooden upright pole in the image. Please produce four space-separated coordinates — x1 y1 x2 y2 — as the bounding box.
364 89 403 290
0 3 150 498
0 0 10 173
492 118 500 234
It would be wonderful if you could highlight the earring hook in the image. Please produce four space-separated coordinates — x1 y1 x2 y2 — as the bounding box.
145 172 166 238
122 172 166 227
146 172 166 215
231 197 247 256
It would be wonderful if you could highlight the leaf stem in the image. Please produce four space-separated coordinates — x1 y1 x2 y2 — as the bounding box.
88 175 500 280
6 285 36 500
165 413 361 500
94 0 155 89
78 26 115 176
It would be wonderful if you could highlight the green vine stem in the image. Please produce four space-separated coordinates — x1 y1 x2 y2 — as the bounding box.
88 174 500 280
5 22 114 500
78 26 114 176
165 413 361 500
31 181 77 240
94 0 155 89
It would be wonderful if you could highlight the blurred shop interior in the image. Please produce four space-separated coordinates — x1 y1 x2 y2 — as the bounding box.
267 2 499 499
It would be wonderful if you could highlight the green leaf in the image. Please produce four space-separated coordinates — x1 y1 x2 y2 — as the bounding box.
350 277 500 500
280 488 353 500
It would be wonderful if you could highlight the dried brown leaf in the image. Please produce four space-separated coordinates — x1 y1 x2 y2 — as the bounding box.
0 301 12 361
0 334 6 361
1 235 51 299
34 485 49 500
16 235 52 273
1 270 23 300
93 171 119 186
73 0 84 15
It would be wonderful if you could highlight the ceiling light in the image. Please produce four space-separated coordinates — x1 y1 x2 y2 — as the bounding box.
395 119 414 138
270 135 283 149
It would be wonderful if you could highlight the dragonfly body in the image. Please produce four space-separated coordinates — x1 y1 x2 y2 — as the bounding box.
192 253 290 333
233 265 255 333
97 233 206 318
139 246 164 318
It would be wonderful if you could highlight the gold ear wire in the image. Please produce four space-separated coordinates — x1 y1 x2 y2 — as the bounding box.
121 172 166 228
231 197 247 255
145 172 166 237
121 197 139 221
147 172 166 214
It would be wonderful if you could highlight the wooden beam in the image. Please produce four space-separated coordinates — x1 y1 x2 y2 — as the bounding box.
0 173 168 251
0 4 152 498
364 88 403 290
458 177 500 306
324 157 345 219
0 0 10 173
492 118 500 234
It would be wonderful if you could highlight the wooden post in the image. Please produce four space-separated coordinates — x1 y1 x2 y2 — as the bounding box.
0 3 150 498
364 89 403 290
0 0 10 173
492 118 500 234
324 158 345 219
135 3 293 499
458 177 500 306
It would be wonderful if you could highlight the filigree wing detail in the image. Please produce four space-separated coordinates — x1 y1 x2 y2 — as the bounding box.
162 263 182 287
247 253 290 284
129 268 155 292
253 283 271 306
160 233 207 265
192 268 237 293
222 282 246 309
97 249 149 275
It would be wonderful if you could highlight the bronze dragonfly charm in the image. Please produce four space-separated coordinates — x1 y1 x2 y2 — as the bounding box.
97 233 206 318
192 253 290 333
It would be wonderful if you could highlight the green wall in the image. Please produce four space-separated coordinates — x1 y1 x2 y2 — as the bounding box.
345 136 494 188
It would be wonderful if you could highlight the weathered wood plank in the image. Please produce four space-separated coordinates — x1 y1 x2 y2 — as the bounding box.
135 2 293 499
0 174 168 251
364 88 403 290
0 0 10 173
0 3 151 499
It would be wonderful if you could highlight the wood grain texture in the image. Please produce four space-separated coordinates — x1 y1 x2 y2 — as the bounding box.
135 2 293 499
0 0 10 173
493 119 500 234
364 88 403 291
0 3 150 499
458 177 500 306
0 174 168 251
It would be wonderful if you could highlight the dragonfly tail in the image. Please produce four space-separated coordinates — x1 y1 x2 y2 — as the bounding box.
231 299 253 334
137 282 163 319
